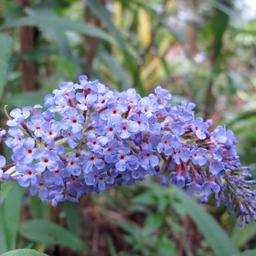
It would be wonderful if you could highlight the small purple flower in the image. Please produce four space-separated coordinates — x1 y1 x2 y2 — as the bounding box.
87 133 108 152
6 107 30 126
138 97 155 117
76 92 89 111
0 129 6 139
211 126 227 144
82 152 105 174
173 146 190 164
63 109 84 133
13 137 36 163
35 150 58 172
5 128 25 149
155 86 172 106
209 160 224 175
115 147 131 172
0 155 6 168
191 118 208 140
191 147 208 166
139 151 159 170
62 129 83 149
103 140 118 164
201 181 220 202
130 113 149 132
27 114 47 137
16 164 38 187
66 155 81 176
41 124 60 144
100 103 127 121
157 134 179 156
51 94 70 113
116 120 138 139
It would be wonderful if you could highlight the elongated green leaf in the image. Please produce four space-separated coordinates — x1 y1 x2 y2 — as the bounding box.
0 182 24 253
227 111 256 128
86 0 138 76
1 10 114 44
173 188 238 256
0 182 12 204
87 0 117 33
163 24 185 45
2 249 47 256
20 219 87 252
0 33 12 98
29 197 49 220
232 223 256 248
237 250 256 256
86 0 131 50
99 52 131 90
5 90 46 107
63 202 80 234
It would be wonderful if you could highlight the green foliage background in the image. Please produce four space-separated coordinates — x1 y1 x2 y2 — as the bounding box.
0 0 256 255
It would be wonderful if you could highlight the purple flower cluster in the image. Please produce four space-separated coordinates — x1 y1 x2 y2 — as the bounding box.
0 75 255 224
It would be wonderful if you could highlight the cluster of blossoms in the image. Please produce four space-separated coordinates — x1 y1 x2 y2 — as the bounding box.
0 75 255 224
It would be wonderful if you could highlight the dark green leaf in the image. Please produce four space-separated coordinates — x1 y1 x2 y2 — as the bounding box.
0 182 24 253
0 33 12 98
107 236 118 256
1 9 114 44
155 237 175 255
237 250 256 256
2 249 47 256
143 213 162 235
232 223 256 248
164 24 185 45
99 52 131 90
227 111 256 128
173 188 238 256
20 219 87 252
6 90 46 107
29 197 49 219
63 202 80 234
87 0 118 34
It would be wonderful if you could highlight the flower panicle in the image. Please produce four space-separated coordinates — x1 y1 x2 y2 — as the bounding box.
0 75 255 224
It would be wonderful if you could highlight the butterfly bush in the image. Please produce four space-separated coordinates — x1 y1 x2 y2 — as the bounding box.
0 75 255 224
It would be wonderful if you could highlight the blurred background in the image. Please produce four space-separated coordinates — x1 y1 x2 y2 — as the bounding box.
0 0 256 255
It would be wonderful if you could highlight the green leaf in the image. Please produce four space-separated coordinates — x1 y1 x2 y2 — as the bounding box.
107 236 118 256
63 202 80 234
87 0 118 34
0 33 12 98
210 1 231 58
29 197 49 220
5 90 46 108
0 182 12 204
98 52 131 90
86 0 138 78
231 222 256 248
53 55 77 80
238 250 256 256
2 249 47 256
155 237 175 255
164 24 185 45
132 192 155 206
0 182 24 253
227 111 256 128
143 213 162 235
1 9 114 44
173 188 238 256
19 219 87 252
